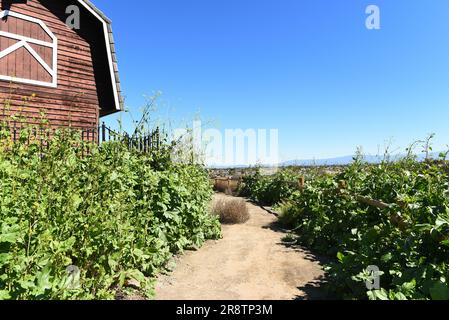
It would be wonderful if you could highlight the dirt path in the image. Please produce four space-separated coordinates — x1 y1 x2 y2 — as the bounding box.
155 194 327 300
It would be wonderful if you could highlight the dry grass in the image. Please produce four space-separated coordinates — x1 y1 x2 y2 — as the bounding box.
212 198 250 224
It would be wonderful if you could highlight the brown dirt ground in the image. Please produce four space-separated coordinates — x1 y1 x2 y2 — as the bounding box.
155 194 327 300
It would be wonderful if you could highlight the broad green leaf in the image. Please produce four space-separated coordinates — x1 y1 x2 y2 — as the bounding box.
435 216 449 228
36 267 52 292
368 289 389 300
381 253 393 263
374 289 389 300
0 290 11 300
429 282 449 300
337 252 345 263
394 292 407 300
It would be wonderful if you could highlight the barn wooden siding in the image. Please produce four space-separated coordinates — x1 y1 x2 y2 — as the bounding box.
0 0 101 129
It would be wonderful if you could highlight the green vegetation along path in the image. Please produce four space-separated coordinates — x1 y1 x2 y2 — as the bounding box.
155 194 326 300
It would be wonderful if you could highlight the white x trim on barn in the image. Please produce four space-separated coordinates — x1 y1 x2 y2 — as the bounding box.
0 10 58 88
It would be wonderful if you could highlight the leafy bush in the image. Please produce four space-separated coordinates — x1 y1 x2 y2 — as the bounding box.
278 156 449 300
212 197 249 224
239 168 300 206
0 126 221 300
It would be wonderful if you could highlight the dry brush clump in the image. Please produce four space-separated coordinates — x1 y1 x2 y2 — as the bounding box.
213 178 240 195
213 179 230 194
212 198 250 224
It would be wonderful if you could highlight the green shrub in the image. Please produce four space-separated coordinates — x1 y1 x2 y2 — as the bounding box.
0 127 221 300
279 156 449 300
239 168 300 206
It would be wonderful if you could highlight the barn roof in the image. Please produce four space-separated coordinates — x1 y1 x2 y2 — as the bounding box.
76 0 124 115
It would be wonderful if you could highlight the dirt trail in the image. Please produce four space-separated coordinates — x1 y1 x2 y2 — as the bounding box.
155 194 326 300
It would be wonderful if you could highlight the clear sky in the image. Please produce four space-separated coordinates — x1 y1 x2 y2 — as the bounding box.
94 0 449 162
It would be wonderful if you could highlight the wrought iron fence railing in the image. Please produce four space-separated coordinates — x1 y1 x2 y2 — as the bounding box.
1 121 163 154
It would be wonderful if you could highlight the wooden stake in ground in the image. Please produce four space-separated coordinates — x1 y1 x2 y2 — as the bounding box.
298 176 305 190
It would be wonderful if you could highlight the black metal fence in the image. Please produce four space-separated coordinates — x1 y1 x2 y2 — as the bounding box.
1 121 163 154
96 122 162 153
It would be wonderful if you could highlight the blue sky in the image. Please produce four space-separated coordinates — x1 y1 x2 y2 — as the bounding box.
94 0 449 161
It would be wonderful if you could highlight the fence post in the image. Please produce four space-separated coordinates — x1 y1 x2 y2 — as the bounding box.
47 130 50 151
13 121 16 142
298 176 305 190
101 122 106 143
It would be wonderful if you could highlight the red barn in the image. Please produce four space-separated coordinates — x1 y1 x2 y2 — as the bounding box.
0 0 123 130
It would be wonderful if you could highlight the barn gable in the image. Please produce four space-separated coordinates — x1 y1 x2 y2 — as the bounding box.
0 0 123 129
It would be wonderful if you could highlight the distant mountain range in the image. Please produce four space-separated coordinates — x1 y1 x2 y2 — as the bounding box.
281 155 372 167
281 152 445 167
207 152 446 169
